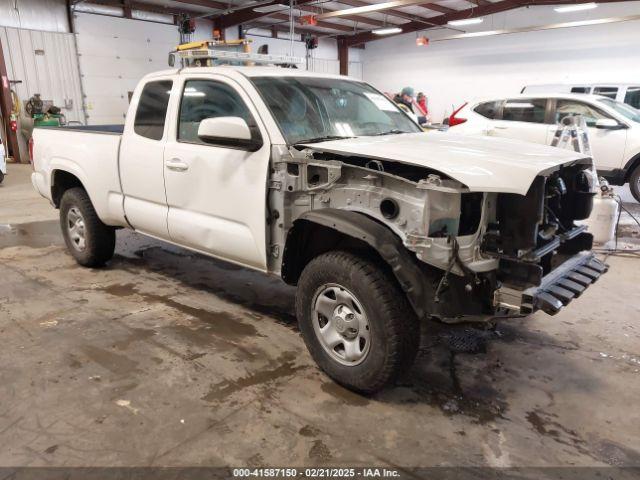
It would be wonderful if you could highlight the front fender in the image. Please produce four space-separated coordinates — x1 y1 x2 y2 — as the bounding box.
289 209 432 319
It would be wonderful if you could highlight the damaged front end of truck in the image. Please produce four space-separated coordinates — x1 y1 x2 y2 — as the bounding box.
268 134 608 324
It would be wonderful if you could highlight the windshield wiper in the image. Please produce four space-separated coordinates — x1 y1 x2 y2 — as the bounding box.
373 129 410 136
297 135 355 144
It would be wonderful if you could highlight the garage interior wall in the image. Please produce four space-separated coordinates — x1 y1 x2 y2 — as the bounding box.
362 1 640 122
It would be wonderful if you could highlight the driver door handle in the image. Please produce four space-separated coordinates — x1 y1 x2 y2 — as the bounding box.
165 158 189 172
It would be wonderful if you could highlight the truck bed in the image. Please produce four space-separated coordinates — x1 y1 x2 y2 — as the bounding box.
31 125 126 227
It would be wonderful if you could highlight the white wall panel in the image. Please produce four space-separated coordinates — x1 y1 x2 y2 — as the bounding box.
0 0 69 32
1 27 84 121
362 1 640 122
74 12 179 125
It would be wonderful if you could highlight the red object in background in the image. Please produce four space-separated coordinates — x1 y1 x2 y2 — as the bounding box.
448 102 468 127
416 36 429 46
9 119 17 132
299 15 318 26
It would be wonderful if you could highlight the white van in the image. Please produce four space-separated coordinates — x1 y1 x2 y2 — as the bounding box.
522 84 640 110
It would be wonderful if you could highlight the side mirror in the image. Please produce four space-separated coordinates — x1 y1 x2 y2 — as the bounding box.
595 118 625 130
168 53 175 67
197 117 263 151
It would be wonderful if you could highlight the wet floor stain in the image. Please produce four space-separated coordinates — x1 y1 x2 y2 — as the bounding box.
100 283 260 342
79 344 141 376
202 352 304 402
0 221 63 249
299 425 321 437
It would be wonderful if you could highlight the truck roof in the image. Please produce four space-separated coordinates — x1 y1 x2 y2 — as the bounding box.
143 66 355 82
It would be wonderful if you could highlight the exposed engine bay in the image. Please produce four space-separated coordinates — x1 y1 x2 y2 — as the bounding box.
267 144 606 323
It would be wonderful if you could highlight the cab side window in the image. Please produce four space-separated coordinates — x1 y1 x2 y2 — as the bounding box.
474 100 502 120
178 80 253 145
502 99 548 124
555 100 607 127
134 80 173 140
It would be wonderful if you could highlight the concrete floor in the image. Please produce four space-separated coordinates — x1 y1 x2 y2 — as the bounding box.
1 164 640 468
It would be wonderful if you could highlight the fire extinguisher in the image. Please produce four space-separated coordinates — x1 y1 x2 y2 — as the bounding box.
9 113 18 133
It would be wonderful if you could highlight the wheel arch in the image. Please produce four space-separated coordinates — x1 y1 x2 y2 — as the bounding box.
623 151 640 182
281 208 431 319
51 169 86 208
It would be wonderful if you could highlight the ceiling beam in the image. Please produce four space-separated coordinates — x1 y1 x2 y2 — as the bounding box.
417 3 457 14
217 0 316 28
297 4 387 27
270 12 360 32
88 0 205 16
171 0 228 10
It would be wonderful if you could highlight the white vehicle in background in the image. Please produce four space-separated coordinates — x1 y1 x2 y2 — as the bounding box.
448 93 640 202
522 84 640 110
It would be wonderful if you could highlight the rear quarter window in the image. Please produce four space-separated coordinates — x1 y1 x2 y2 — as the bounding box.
473 101 502 119
624 86 640 109
134 80 173 140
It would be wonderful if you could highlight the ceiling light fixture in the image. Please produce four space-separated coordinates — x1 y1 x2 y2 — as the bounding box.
373 26 402 35
253 4 288 13
448 17 484 26
554 3 598 12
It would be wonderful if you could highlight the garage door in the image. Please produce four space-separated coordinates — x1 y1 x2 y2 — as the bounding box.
74 13 179 125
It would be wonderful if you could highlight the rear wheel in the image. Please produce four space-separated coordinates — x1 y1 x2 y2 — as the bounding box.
59 187 115 267
0 171 4 184
630 165 640 203
296 251 419 394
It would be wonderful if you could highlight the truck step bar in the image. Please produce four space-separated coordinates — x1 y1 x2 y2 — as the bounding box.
521 254 608 315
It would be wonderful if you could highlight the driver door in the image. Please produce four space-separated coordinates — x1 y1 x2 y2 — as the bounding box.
162 76 271 270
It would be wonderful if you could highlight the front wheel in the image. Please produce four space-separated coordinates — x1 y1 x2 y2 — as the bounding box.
59 187 115 267
296 251 420 394
629 165 640 203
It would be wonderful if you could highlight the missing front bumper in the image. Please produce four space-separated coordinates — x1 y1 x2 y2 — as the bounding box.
494 253 609 316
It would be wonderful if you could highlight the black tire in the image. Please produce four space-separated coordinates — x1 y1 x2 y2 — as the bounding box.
0 171 4 184
296 251 420 394
630 165 640 203
59 187 115 267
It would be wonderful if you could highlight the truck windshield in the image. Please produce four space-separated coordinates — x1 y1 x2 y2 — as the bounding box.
598 98 640 123
250 76 421 145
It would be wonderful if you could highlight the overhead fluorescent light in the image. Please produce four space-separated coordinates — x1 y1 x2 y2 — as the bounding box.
555 2 598 12
373 27 402 35
448 17 483 26
253 4 288 13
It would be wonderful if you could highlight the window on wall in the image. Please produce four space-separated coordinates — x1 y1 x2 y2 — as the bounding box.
555 100 608 127
134 81 173 140
502 99 548 124
593 86 618 99
178 80 253 144
624 87 640 109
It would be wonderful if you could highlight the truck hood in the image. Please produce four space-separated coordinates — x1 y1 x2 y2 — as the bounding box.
301 132 589 195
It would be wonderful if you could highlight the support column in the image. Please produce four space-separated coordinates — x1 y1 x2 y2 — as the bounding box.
337 37 348 76
0 36 21 163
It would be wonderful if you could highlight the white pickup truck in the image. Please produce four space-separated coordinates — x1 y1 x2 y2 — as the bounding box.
31 66 607 393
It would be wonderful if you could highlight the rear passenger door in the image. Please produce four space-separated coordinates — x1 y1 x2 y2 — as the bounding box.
488 98 552 145
120 78 174 238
